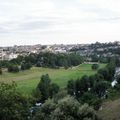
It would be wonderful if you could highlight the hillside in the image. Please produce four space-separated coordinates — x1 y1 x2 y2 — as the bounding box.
98 98 120 120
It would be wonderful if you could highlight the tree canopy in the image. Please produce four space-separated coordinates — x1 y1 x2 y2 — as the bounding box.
0 82 30 120
32 96 100 120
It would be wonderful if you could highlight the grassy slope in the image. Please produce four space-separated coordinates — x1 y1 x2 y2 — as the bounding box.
0 64 105 94
98 99 120 120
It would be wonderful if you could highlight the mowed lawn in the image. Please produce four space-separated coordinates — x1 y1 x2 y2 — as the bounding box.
0 63 106 95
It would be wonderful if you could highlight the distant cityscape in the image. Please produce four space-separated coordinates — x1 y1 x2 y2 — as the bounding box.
0 41 120 61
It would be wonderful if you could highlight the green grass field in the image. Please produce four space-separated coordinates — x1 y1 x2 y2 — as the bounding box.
0 63 106 95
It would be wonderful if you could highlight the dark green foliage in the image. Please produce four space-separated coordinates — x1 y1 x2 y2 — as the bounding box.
34 52 83 68
37 74 51 101
67 60 116 110
49 83 60 98
0 60 9 68
0 52 83 73
99 57 108 63
80 92 102 110
32 88 42 102
35 74 59 102
67 76 90 97
97 58 115 82
98 68 109 81
0 68 2 75
21 62 32 70
36 61 42 67
79 75 90 93
0 52 83 70
9 58 20 65
114 75 120 91
92 64 99 70
116 75 120 84
106 62 116 81
93 81 110 98
32 99 56 120
67 73 109 100
24 53 37 65
115 57 120 67
91 54 99 62
8 65 19 73
88 74 104 88
32 96 100 120
0 82 30 120
53 90 68 103
67 80 76 95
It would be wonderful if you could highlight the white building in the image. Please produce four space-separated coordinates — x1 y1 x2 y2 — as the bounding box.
9 53 18 60
3 53 18 60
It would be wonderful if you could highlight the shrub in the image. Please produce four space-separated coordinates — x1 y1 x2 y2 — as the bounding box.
92 64 99 70
0 68 2 75
8 65 19 73
33 96 100 120
21 62 32 70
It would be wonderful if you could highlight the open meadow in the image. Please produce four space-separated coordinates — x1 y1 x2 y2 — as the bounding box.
0 63 106 95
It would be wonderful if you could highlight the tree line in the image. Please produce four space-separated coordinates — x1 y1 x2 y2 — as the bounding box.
0 52 84 73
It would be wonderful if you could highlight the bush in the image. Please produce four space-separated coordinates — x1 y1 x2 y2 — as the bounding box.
80 92 102 110
92 64 99 70
21 62 32 70
8 65 19 73
36 61 42 67
0 68 2 75
33 96 100 120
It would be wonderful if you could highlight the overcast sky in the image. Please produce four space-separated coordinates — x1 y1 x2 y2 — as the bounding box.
0 0 120 46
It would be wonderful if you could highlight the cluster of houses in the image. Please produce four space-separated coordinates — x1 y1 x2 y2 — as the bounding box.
0 41 120 61
0 44 75 60
0 49 18 61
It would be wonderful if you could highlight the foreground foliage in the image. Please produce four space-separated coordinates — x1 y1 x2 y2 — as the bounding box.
0 82 30 120
32 96 100 120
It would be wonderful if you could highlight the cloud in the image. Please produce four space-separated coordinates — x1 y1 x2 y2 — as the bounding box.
0 0 120 46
